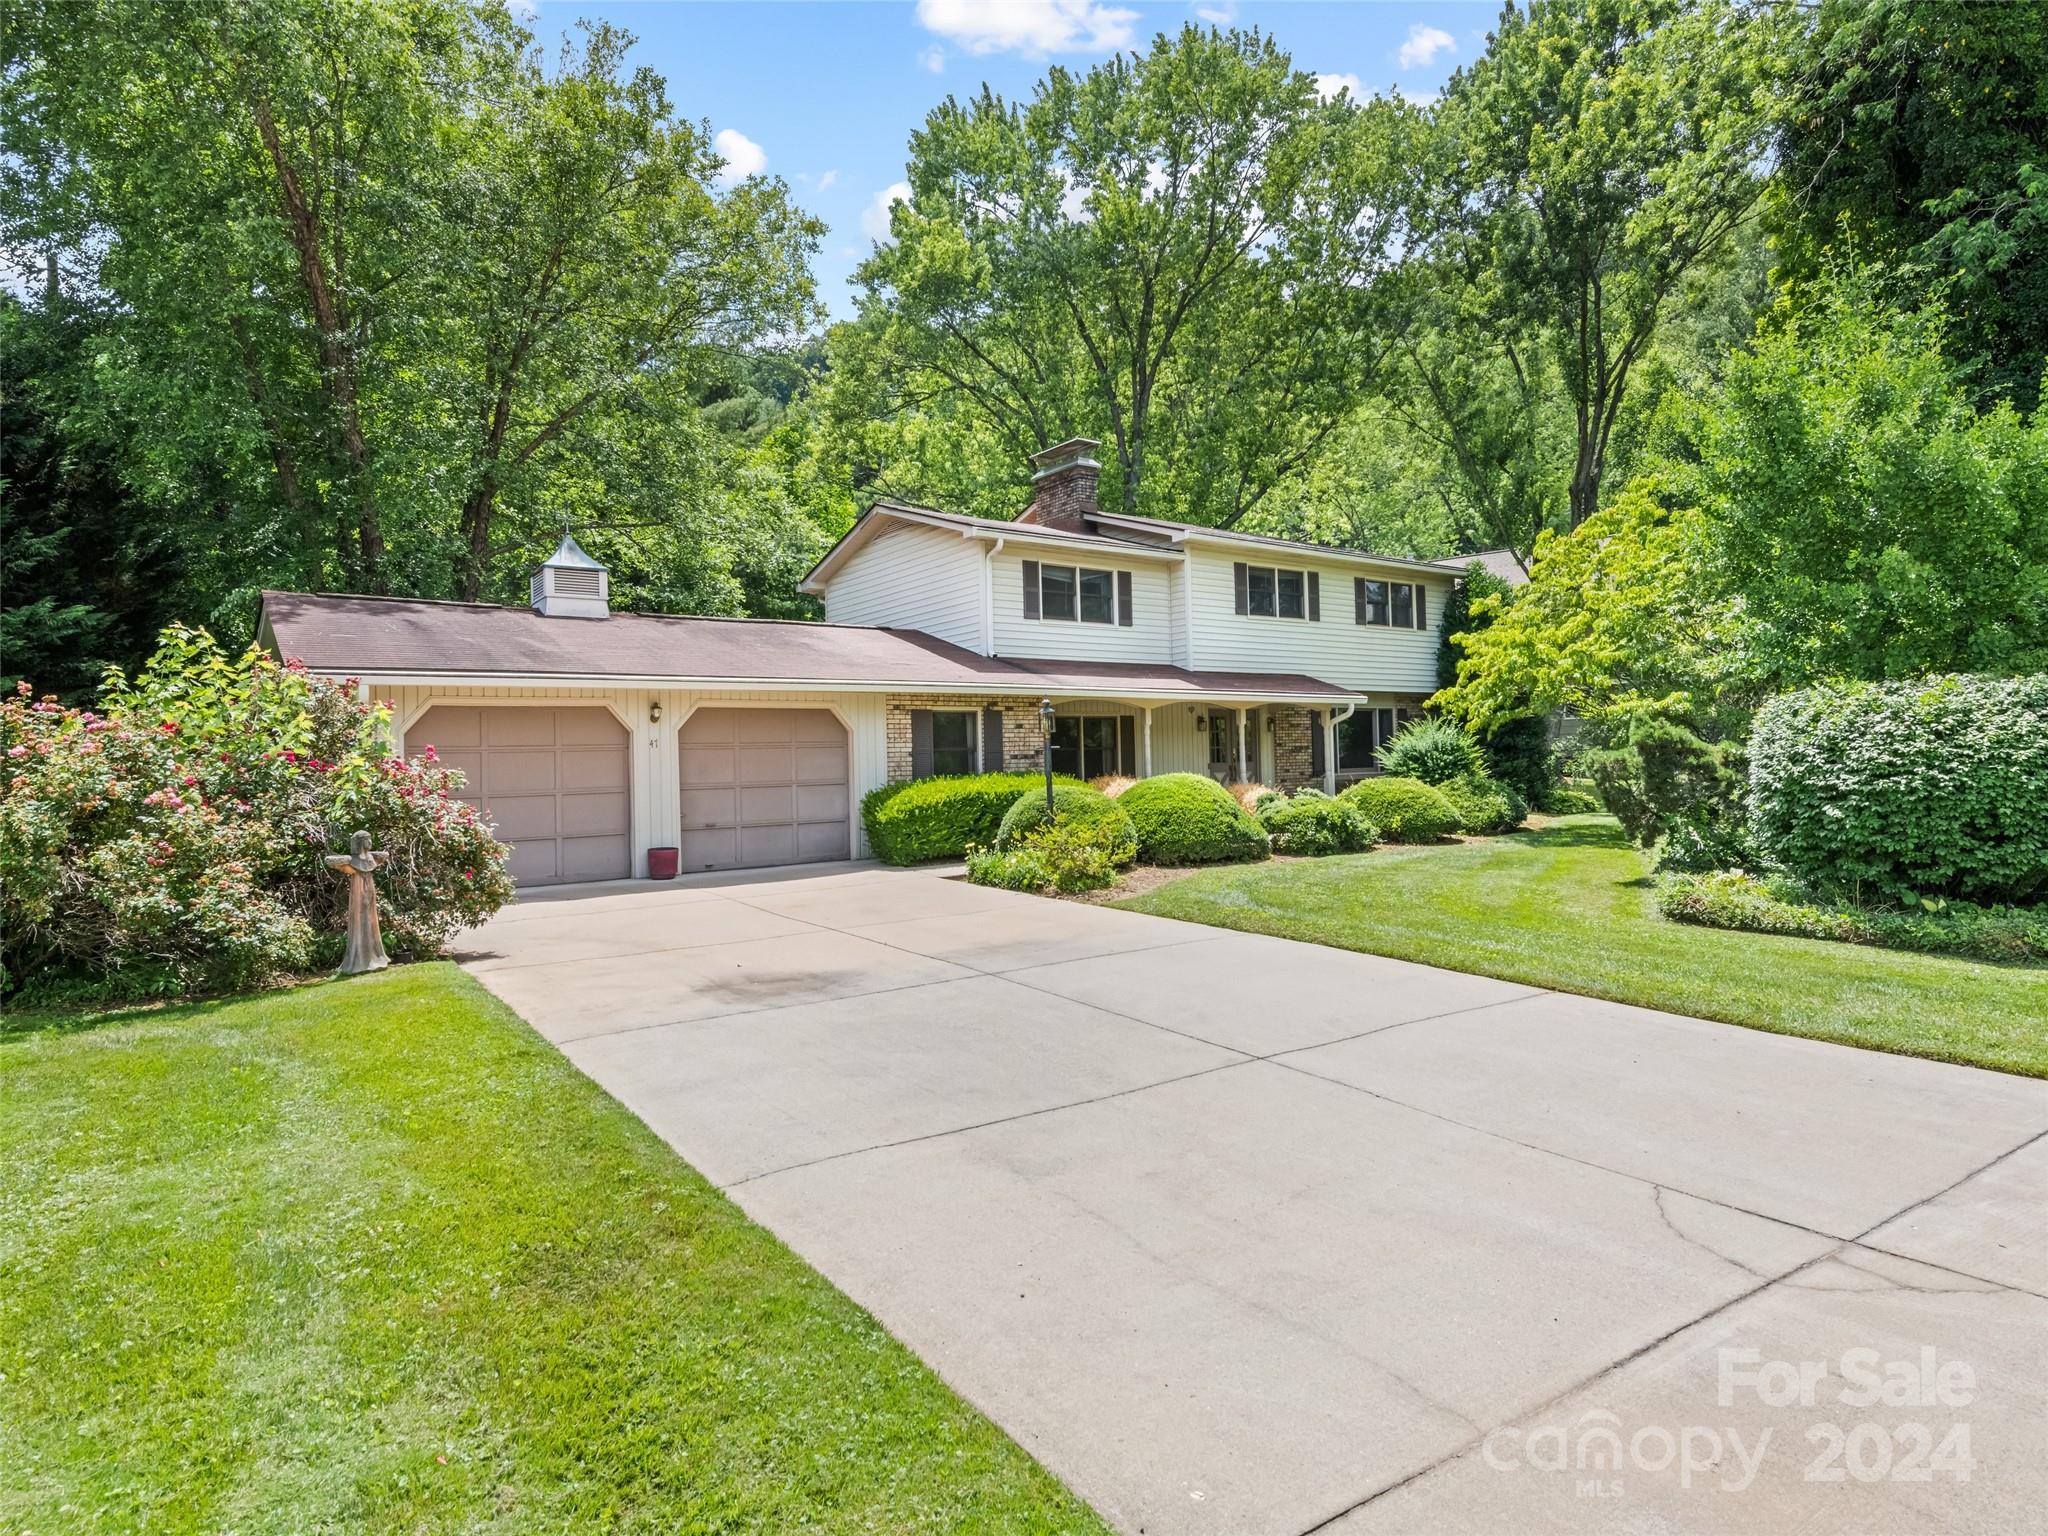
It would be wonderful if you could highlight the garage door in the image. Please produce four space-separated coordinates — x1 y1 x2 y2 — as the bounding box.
413 706 630 886
679 708 849 871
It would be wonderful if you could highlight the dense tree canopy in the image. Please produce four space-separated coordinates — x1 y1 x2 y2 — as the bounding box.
824 25 1422 527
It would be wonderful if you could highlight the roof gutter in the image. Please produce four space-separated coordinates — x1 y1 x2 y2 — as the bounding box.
345 669 1361 706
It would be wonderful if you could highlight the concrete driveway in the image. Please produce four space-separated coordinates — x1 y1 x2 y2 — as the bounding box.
461 863 2048 1536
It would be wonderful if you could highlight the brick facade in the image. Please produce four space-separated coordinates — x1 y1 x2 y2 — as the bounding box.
1270 706 1320 792
883 694 1049 783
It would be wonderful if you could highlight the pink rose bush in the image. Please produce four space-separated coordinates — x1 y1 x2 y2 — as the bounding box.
2 626 514 1002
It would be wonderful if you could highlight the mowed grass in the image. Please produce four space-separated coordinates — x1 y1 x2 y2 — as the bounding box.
1115 816 2048 1077
0 964 1108 1536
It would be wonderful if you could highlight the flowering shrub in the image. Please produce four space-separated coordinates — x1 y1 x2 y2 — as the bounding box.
2 626 514 1002
966 816 1126 894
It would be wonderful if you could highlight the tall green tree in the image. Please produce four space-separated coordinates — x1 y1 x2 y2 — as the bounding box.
1779 0 2048 412
1410 0 1784 529
2 0 822 630
1700 266 2048 683
829 25 1420 526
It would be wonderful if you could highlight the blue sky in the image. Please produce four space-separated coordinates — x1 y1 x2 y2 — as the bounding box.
530 1 1497 318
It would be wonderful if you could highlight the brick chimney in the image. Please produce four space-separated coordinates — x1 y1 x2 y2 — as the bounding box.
1021 438 1102 533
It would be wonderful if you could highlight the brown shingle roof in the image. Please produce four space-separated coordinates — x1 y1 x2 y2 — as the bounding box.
258 591 1358 701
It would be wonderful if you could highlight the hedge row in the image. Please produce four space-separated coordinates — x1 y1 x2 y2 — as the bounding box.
860 773 1085 864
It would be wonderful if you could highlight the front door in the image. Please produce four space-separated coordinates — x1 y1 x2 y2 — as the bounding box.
1207 709 1238 781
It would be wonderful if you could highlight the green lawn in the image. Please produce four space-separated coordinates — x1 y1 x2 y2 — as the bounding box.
0 965 1107 1535
1115 816 2048 1077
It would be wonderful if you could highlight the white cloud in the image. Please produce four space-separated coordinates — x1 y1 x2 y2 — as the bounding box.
862 180 913 242
815 168 840 191
915 0 1137 57
1397 23 1455 70
918 44 946 72
1393 83 1440 108
713 128 766 183
1315 72 1363 102
1194 0 1237 22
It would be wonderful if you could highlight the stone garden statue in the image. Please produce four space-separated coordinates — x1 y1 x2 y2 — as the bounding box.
325 830 391 975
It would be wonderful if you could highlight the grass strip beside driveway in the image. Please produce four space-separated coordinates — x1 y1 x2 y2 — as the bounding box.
1113 817 2048 1077
0 964 1109 1536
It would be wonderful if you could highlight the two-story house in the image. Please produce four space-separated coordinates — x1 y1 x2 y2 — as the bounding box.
259 439 1463 884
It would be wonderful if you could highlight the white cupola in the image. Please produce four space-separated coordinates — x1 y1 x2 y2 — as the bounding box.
529 533 610 619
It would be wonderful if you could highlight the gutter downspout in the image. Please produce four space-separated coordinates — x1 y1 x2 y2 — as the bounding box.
981 534 1004 655
1325 700 1358 796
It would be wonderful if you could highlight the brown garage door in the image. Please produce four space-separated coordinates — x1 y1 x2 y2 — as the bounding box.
679 708 849 871
413 706 630 886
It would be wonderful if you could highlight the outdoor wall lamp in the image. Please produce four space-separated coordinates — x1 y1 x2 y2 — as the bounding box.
648 701 663 724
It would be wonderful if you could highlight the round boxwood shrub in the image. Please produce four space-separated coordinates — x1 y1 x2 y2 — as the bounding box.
1255 789 1377 855
1375 717 1483 785
1749 674 2048 902
861 772 1083 865
995 784 1137 863
1341 776 1464 842
1436 773 1526 836
1116 772 1270 865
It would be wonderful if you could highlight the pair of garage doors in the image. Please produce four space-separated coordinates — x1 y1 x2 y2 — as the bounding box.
412 705 849 886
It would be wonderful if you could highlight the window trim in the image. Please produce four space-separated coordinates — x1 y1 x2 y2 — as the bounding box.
1031 561 1120 625
1353 576 1431 631
1234 561 1318 622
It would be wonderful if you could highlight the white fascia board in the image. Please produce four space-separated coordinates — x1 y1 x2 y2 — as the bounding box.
348 670 1360 706
1084 515 1455 577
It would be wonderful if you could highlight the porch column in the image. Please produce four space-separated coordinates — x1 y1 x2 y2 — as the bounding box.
1142 706 1154 776
1236 708 1248 781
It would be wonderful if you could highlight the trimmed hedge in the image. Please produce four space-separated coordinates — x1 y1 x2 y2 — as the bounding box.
1255 789 1377 856
1543 784 1603 816
1659 871 2048 965
1116 773 1270 865
995 784 1137 863
1436 773 1527 836
1749 675 2048 902
861 772 1083 865
1340 776 1463 842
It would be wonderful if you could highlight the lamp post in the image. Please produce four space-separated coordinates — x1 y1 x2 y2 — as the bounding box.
1039 698 1056 813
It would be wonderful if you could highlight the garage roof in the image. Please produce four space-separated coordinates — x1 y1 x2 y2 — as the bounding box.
258 591 1360 703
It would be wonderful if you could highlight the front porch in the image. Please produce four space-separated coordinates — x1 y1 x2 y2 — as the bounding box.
883 692 1431 796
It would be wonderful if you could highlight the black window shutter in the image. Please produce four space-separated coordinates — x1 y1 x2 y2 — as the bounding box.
1310 710 1325 776
1022 560 1040 619
1233 561 1249 615
910 709 935 778
1415 583 1428 630
1118 714 1136 774
1353 576 1367 624
1117 570 1133 626
1307 570 1321 622
980 707 1004 772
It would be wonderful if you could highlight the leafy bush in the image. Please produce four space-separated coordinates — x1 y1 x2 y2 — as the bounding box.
1542 784 1604 816
1586 717 1751 872
1255 788 1377 856
861 771 1082 864
1480 715 1555 807
966 816 1126 894
1375 718 1483 785
1340 776 1463 842
1 628 514 1002
995 784 1136 863
1749 675 2048 903
1659 871 2048 965
1436 773 1527 835
1116 773 1270 865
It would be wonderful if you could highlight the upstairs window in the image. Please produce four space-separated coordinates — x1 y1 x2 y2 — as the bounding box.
1354 578 1429 630
1023 560 1129 625
1233 562 1319 620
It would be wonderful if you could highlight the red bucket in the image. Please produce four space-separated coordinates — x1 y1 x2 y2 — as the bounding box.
647 846 680 881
